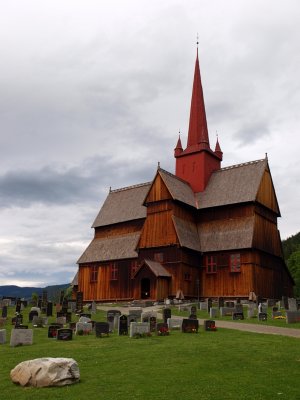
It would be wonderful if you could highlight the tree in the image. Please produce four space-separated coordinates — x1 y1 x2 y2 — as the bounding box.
287 251 300 297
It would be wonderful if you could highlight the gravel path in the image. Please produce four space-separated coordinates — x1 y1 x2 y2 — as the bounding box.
97 305 300 338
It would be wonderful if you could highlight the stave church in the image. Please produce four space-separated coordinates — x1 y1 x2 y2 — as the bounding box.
76 49 294 302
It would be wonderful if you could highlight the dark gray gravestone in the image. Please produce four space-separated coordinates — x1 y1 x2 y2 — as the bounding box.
258 313 268 321
59 291 64 305
272 311 283 319
156 322 169 335
163 308 171 324
225 301 235 308
29 310 38 322
95 322 109 337
118 315 128 335
14 325 28 329
57 311 72 323
190 305 197 315
150 316 157 332
47 301 53 317
57 328 73 341
204 320 216 331
48 325 62 338
282 296 289 310
76 291 83 312
15 299 21 313
272 306 278 312
182 319 199 333
232 312 244 320
127 313 139 328
218 297 224 308
12 315 23 326
235 304 243 313
42 290 48 307
80 313 92 319
286 311 300 324
206 298 212 312
2 306 7 318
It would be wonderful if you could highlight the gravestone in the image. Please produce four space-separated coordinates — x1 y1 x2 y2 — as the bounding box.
182 319 199 333
272 311 283 319
235 304 243 313
149 316 157 332
0 329 6 344
76 322 93 335
62 298 69 313
91 301 97 314
189 313 198 320
79 316 91 323
129 308 142 319
167 318 182 330
129 322 150 337
204 320 216 331
32 316 43 327
163 308 171 324
2 306 8 318
10 329 33 347
0 318 6 328
232 312 244 320
12 314 23 326
247 303 256 318
272 306 278 312
218 297 224 308
57 311 72 323
118 315 128 335
256 296 263 308
59 291 65 305
220 307 235 317
56 303 62 313
282 296 289 310
76 291 83 313
95 322 109 337
47 302 53 317
68 301 77 313
69 322 77 331
225 301 235 308
206 298 212 312
38 297 42 309
258 303 267 314
199 302 207 311
288 298 297 311
190 305 197 315
29 310 39 322
14 325 28 329
210 308 218 318
267 298 276 307
42 290 48 307
48 325 62 338
15 299 21 313
56 316 66 325
57 328 73 341
286 311 300 324
258 312 268 321
156 322 169 335
80 313 92 319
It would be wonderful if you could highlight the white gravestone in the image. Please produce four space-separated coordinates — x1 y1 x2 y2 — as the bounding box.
10 329 33 347
0 329 6 344
129 322 150 337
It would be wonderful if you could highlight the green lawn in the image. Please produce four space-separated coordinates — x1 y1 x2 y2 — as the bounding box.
0 306 299 400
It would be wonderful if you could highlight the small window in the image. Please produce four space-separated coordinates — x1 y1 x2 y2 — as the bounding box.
230 254 241 273
154 252 164 263
110 264 118 280
206 255 217 274
90 266 98 283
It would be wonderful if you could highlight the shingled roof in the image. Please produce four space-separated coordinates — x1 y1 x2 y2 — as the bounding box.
77 232 140 264
196 159 267 209
134 259 172 278
198 216 255 252
157 168 196 208
172 215 201 252
92 182 151 228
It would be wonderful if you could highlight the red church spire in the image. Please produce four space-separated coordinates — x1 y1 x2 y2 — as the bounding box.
174 132 183 157
187 49 209 149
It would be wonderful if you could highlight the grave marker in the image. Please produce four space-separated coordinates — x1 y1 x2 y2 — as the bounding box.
57 328 73 341
167 318 182 330
118 315 128 335
10 329 33 346
182 319 199 333
46 301 53 317
48 325 61 338
76 291 83 313
204 320 216 331
2 306 8 318
258 312 268 321
0 329 6 344
232 312 244 320
95 322 109 337
129 322 150 337
286 311 300 324
163 308 171 324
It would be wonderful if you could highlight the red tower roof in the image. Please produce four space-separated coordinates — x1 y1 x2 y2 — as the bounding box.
187 50 209 150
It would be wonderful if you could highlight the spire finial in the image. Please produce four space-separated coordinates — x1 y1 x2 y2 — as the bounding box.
158 161 160 169
216 130 218 139
196 33 199 57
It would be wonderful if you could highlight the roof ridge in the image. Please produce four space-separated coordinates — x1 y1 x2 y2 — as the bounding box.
219 158 266 172
110 181 152 193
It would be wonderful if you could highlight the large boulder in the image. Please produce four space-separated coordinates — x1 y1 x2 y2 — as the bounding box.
10 357 80 387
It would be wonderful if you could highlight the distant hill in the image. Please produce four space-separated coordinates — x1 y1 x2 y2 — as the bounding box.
0 283 70 301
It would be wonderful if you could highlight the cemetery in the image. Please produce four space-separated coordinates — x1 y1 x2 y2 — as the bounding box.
0 297 300 399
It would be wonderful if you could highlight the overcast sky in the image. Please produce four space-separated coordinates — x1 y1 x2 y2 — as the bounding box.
0 0 299 287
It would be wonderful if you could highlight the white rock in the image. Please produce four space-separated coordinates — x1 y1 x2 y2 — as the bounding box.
10 357 80 387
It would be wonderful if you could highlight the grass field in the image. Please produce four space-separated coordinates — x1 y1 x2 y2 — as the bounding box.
0 306 300 400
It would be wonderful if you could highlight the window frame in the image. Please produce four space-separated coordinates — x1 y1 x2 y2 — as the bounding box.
230 253 241 273
206 255 217 274
110 263 119 281
90 265 98 283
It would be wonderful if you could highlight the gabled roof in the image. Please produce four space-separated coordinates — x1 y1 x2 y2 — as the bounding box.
148 168 196 208
134 259 171 278
172 215 201 252
198 216 255 252
92 182 151 228
196 159 267 209
77 232 140 264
